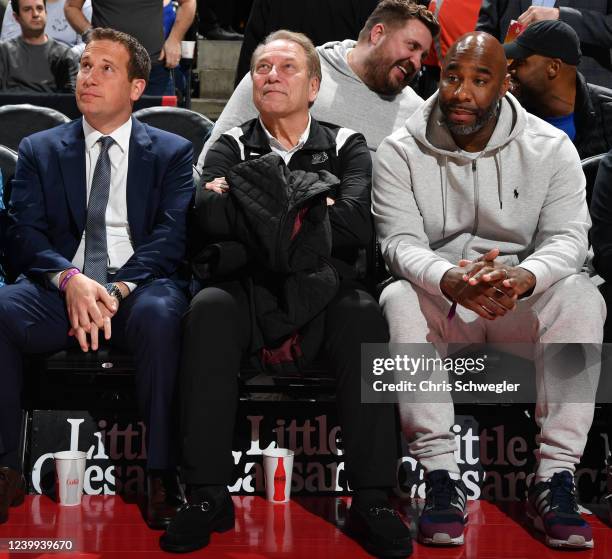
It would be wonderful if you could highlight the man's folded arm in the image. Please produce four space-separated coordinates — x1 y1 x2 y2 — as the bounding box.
193 134 243 239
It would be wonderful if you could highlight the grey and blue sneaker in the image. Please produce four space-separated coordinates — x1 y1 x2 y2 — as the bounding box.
418 470 468 545
526 471 593 549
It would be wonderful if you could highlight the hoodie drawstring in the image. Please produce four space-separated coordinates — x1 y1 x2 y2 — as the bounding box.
494 148 503 210
441 155 448 238
441 150 504 243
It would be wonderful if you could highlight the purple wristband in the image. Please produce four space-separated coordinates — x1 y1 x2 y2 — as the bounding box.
59 268 81 292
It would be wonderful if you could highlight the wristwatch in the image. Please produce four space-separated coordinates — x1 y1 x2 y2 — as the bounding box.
106 283 124 304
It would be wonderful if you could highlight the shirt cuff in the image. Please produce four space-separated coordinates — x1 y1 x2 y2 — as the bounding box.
426 260 456 298
517 263 544 295
122 281 136 294
49 271 63 289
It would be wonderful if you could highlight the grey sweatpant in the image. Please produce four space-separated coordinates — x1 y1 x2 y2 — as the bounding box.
380 274 605 481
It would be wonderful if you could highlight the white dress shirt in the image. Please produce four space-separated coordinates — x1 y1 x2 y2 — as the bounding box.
259 115 311 164
51 117 136 291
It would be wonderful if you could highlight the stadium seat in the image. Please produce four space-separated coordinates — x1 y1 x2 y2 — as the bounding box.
582 152 607 208
132 106 213 166
0 104 70 152
0 144 17 206
0 145 18 284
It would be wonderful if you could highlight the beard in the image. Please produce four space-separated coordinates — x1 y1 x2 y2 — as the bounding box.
439 97 500 136
361 54 417 96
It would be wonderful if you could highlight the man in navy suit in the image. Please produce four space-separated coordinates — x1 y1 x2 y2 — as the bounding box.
0 27 193 527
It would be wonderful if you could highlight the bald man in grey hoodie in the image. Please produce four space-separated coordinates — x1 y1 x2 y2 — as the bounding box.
373 32 604 550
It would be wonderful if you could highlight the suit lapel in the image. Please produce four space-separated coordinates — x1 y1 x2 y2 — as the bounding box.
59 120 87 233
126 117 155 246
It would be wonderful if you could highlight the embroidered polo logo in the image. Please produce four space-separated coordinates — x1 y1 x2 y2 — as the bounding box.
312 152 328 165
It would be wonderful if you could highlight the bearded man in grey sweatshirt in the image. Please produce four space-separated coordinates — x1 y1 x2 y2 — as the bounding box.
373 32 604 551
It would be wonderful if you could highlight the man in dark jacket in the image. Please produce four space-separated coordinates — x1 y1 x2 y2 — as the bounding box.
477 0 612 89
505 20 612 160
160 30 412 558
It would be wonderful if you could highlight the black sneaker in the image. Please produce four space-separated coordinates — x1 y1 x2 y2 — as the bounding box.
418 470 467 546
346 502 412 558
526 471 593 549
159 488 235 553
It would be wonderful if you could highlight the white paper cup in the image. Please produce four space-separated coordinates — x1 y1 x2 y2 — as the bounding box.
263 448 294 503
181 40 196 59
54 451 86 506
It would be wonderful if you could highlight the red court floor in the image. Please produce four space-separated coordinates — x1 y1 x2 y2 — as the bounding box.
0 495 610 558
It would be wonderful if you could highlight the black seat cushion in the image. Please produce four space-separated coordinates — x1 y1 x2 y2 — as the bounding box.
133 106 213 166
0 104 71 152
0 144 17 207
0 145 17 282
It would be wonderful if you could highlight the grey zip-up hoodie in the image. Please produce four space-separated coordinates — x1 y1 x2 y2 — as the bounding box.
373 92 590 298
198 40 423 168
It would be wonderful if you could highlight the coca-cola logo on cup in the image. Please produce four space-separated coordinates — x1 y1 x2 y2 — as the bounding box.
273 457 286 501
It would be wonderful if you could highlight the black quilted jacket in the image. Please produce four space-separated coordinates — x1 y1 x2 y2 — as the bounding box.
191 118 372 372
194 153 340 373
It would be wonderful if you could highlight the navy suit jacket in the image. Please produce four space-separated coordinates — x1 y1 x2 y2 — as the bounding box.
6 117 194 286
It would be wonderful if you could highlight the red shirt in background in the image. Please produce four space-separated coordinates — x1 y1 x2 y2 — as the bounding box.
425 0 481 67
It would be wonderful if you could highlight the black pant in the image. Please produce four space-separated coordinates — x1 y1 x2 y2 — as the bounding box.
179 280 398 489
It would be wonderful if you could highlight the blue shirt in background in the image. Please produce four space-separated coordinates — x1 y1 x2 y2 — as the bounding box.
163 1 177 38
543 113 576 142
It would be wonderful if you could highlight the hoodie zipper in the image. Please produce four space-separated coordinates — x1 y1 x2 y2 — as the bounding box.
461 159 479 260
